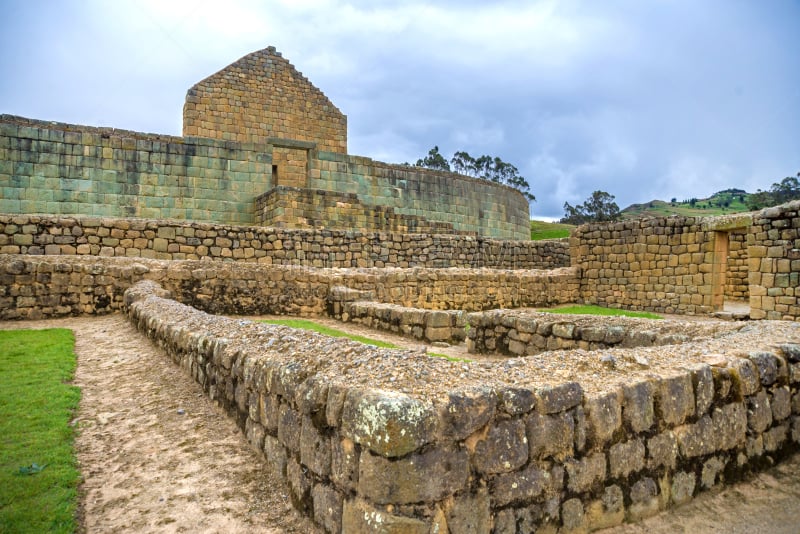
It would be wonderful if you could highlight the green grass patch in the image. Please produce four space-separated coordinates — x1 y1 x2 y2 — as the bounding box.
538 305 663 319
0 329 81 533
530 220 574 240
259 319 472 362
259 319 399 349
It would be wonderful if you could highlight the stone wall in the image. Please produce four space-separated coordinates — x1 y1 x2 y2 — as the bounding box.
0 115 269 225
0 214 570 269
332 299 467 344
183 47 347 153
255 186 461 236
749 201 800 320
467 309 737 357
122 279 800 533
309 151 531 239
0 254 579 320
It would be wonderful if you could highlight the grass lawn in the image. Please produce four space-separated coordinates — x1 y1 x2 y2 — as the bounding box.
539 305 662 319
0 329 80 533
258 318 469 361
530 220 574 240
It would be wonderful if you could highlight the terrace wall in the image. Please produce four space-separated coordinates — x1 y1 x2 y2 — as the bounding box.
0 214 570 269
122 280 800 533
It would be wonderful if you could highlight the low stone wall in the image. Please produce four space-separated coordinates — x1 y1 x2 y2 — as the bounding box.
0 254 579 320
466 309 737 357
121 280 800 533
0 214 570 270
726 230 749 301
748 201 800 320
335 300 467 344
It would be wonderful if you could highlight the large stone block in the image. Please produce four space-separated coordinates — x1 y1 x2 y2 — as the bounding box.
341 389 437 457
609 438 645 478
565 452 606 493
342 498 429 534
527 411 574 461
312 483 343 533
472 418 529 474
300 416 331 477
446 487 492 534
584 391 621 448
655 373 695 427
437 388 496 441
620 380 654 433
357 445 469 505
490 464 564 507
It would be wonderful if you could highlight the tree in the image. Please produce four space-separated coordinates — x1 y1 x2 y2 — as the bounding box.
415 147 535 201
746 172 800 210
415 146 450 171
560 191 620 225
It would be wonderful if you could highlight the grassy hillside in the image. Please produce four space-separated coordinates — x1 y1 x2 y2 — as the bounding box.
530 220 574 240
621 189 751 219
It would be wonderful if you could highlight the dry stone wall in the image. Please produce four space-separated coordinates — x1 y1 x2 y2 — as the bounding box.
0 214 569 269
122 279 800 533
749 201 800 320
726 230 749 301
0 254 579 320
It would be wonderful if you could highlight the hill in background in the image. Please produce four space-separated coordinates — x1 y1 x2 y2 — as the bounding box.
620 189 751 219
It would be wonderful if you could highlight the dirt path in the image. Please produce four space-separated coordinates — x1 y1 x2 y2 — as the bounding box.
2 313 800 533
1 315 320 534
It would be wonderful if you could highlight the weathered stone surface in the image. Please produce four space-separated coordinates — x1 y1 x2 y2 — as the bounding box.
498 387 536 415
701 456 725 489
278 403 302 452
536 382 583 414
341 389 437 457
245 418 265 451
527 411 574 461
259 393 280 432
561 498 585 531
490 464 564 507
728 358 761 397
472 419 529 474
330 434 359 491
342 498 429 534
687 363 714 416
671 471 696 505
357 446 469 505
287 456 312 509
300 416 331 476
772 386 792 421
763 423 789 452
263 434 288 476
584 485 625 531
492 509 516 534
325 384 348 427
627 477 660 521
676 403 746 457
552 322 576 339
312 483 343 533
565 452 606 493
749 352 780 386
609 439 645 479
620 380 654 433
584 391 621 447
655 374 695 426
647 431 678 470
437 388 496 441
446 487 491 534
747 390 773 434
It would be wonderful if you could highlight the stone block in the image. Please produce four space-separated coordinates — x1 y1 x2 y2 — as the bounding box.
300 416 331 477
287 456 312 510
687 363 715 416
490 464 564 507
446 487 492 534
357 445 469 505
584 391 621 447
263 434 287 476
627 477 660 521
499 387 536 415
700 456 725 489
565 452 606 493
278 403 302 452
341 389 436 457
536 382 583 414
561 498 585 532
647 431 678 470
727 358 761 397
527 411 574 461
312 483 343 533
609 439 645 478
655 373 695 426
427 310 452 328
330 434 359 492
749 352 782 386
763 423 789 452
671 471 696 505
342 498 429 534
620 380 654 433
472 419 529 474
772 386 792 421
747 390 773 434
437 388 496 441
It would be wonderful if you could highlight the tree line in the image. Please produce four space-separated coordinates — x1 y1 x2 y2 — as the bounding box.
746 173 800 210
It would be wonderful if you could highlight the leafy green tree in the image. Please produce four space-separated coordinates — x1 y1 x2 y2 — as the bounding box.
560 190 620 224
415 146 451 171
746 172 800 210
416 147 535 201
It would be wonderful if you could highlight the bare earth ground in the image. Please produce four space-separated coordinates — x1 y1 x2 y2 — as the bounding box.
2 313 800 533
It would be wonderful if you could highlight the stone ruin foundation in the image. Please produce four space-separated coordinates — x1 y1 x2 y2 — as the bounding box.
1 201 800 532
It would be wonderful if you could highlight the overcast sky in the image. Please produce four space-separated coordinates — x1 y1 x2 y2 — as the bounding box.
1 0 798 219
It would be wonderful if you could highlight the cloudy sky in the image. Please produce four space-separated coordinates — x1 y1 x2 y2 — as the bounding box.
1 0 798 219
